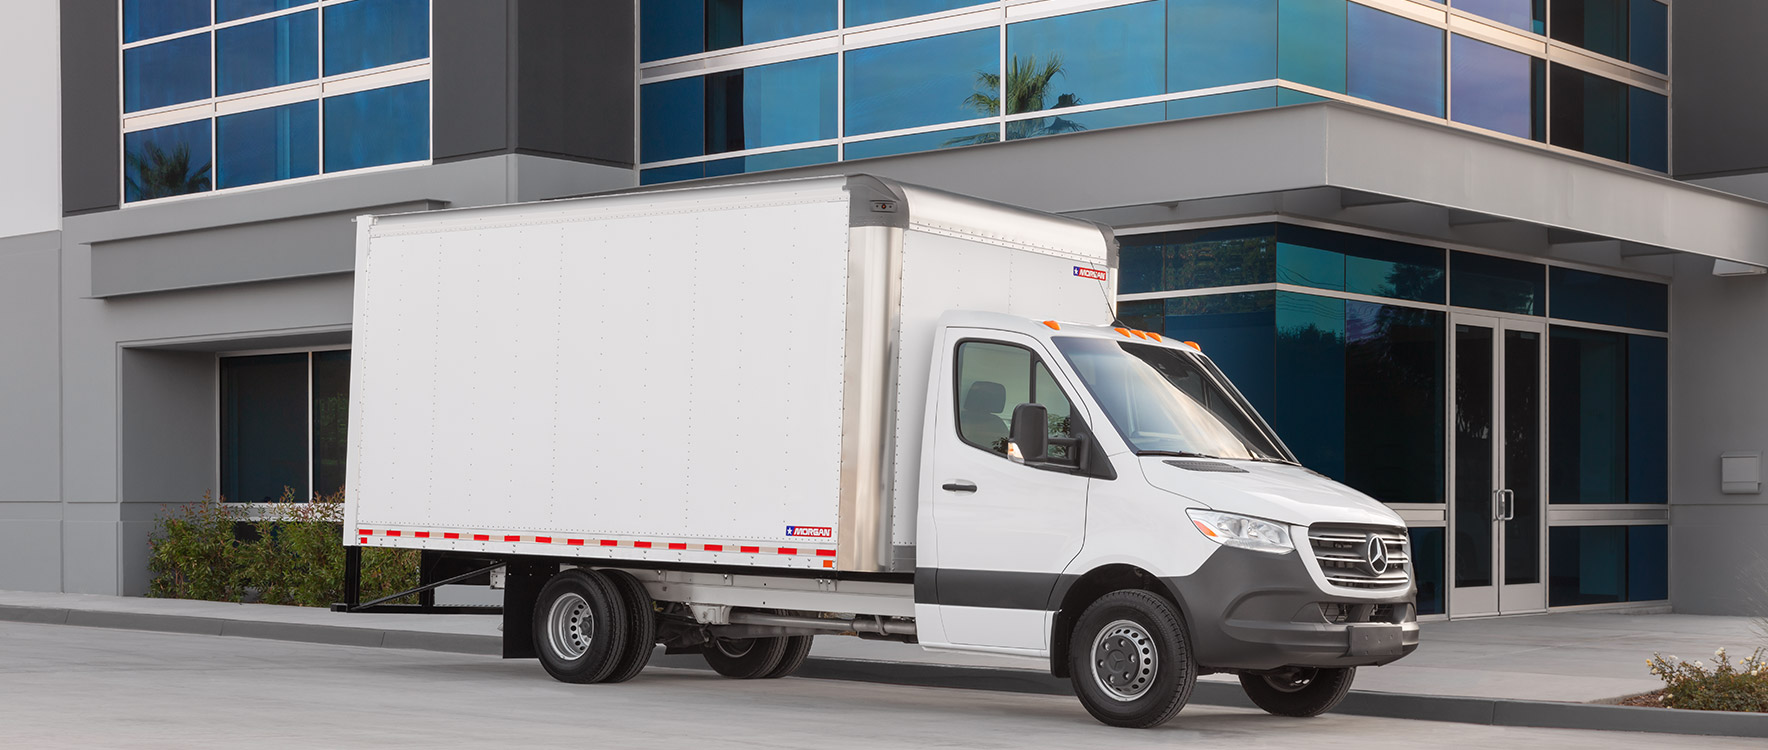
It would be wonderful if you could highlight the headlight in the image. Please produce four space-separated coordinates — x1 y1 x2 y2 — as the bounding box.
1186 509 1294 555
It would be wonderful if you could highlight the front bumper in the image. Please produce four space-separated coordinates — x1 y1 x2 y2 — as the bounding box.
1162 546 1419 672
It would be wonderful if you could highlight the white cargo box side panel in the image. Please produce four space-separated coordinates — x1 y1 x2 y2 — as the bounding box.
348 192 854 567
889 225 1114 549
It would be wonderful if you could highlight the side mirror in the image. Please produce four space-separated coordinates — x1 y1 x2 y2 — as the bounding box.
1009 403 1049 463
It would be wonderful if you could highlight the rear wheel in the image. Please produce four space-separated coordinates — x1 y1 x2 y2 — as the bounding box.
533 569 629 684
761 635 814 679
702 635 790 679
598 570 657 684
1239 667 1356 717
1067 590 1196 728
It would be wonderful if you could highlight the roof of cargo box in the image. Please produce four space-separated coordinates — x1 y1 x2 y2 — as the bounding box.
358 175 1115 266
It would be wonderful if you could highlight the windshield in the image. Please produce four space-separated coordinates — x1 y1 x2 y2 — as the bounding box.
1053 337 1288 461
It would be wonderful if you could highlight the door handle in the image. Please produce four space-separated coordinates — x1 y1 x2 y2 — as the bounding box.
1501 489 1517 522
1492 489 1504 522
941 481 978 493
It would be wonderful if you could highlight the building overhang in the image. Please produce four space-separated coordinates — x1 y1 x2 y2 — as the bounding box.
673 101 1768 276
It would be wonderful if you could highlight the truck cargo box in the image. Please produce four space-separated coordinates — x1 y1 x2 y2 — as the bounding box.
345 175 1115 573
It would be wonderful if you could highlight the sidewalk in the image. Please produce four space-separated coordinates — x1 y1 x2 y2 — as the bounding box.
3 590 1765 737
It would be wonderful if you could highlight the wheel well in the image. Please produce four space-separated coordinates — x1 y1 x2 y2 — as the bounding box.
1048 565 1181 679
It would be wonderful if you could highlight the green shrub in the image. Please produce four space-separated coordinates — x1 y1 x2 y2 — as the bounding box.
147 492 243 601
149 489 420 608
1647 648 1768 712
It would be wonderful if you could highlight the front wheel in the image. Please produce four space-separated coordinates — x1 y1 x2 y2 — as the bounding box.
702 636 789 679
1238 667 1356 717
1067 590 1196 728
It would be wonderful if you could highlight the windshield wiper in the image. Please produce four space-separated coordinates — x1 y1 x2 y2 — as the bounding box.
1243 455 1300 466
1135 450 1227 460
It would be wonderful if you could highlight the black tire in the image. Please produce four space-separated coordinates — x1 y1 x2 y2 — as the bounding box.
1238 667 1356 717
1067 590 1196 728
702 635 790 679
533 569 629 684
761 635 814 679
598 569 657 684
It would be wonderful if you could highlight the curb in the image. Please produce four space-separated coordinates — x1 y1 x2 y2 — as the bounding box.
5 604 1765 739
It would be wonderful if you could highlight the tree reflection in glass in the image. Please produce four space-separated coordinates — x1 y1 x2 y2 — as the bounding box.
945 54 1085 145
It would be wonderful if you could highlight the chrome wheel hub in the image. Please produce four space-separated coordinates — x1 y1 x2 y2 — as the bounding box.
1091 619 1158 701
546 592 592 660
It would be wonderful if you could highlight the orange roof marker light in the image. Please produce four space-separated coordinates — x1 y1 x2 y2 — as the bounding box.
1183 341 1202 352
1042 320 1061 330
1113 327 1133 338
1145 331 1163 342
1130 329 1149 340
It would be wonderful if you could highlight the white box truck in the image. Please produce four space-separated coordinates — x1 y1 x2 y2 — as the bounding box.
343 175 1417 727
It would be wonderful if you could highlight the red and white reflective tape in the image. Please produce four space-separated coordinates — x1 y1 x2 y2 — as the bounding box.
354 528 837 558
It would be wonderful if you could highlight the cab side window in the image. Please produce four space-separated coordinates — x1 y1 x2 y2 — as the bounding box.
955 341 1077 458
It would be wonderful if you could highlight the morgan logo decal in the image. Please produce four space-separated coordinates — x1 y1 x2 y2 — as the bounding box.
1074 266 1108 282
787 525 833 539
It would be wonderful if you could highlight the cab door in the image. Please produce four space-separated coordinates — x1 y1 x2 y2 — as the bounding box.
924 330 1092 650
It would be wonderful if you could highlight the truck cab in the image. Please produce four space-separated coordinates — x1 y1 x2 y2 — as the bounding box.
915 311 1418 725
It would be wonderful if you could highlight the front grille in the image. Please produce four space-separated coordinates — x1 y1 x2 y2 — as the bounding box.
1307 525 1411 590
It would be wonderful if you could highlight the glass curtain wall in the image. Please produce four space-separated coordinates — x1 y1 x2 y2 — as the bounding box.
220 350 352 503
121 0 433 203
638 0 1669 183
1118 223 1669 615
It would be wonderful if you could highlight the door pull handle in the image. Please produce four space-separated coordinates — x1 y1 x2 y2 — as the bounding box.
941 481 978 493
1502 489 1517 522
1492 489 1504 522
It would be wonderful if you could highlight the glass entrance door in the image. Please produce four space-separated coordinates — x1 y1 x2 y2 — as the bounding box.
1449 314 1546 617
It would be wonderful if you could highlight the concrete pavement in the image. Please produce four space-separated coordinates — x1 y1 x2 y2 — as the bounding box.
4 589 1766 738
1 620 1756 749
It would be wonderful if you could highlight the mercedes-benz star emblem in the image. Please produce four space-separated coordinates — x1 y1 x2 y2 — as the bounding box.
1365 535 1390 576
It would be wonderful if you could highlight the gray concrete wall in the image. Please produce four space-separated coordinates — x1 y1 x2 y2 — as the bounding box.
1667 252 1768 615
61 0 115 215
1 0 60 236
1672 0 1768 179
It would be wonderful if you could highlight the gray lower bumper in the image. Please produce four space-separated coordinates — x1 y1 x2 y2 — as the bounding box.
1162 546 1419 673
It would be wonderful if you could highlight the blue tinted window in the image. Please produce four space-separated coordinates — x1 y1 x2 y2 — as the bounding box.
124 119 212 202
641 145 837 184
1170 0 1277 92
1550 267 1668 331
1451 251 1544 314
1629 0 1668 73
846 125 997 159
1549 64 1627 162
1166 87 1279 121
1007 2 1164 114
1409 527 1445 616
1551 0 1627 60
1451 35 1542 141
124 34 211 112
1549 525 1626 605
218 0 317 23
1277 225 1446 303
217 10 319 96
641 0 708 61
1345 301 1445 502
1549 326 1627 504
1117 224 1276 294
323 81 430 172
217 100 319 189
1007 103 1162 141
1275 292 1346 477
722 56 837 153
640 77 706 162
1627 524 1667 600
221 354 310 503
125 0 209 43
1347 4 1444 117
847 0 989 26
1629 87 1668 172
324 0 430 77
845 29 998 136
1628 334 1667 503
1278 0 1345 93
641 0 837 61
1454 0 1542 33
